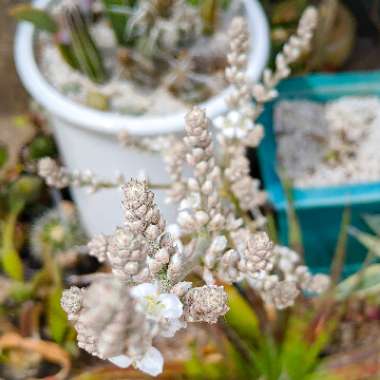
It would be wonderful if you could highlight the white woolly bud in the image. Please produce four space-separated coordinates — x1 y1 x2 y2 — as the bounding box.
177 211 197 230
38 157 70 188
201 181 213 195
171 282 192 298
87 234 108 263
187 178 200 192
145 225 160 241
184 285 229 324
209 214 225 230
265 281 299 310
61 286 84 321
194 211 209 226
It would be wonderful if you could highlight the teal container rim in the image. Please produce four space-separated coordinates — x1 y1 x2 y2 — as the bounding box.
257 70 380 211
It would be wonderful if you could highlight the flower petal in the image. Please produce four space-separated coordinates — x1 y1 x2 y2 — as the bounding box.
136 347 164 377
160 318 186 338
158 294 183 318
109 355 133 368
131 283 158 299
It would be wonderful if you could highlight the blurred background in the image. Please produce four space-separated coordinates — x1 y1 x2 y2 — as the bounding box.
3 1 380 379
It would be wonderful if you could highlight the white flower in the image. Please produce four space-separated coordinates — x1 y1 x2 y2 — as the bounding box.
131 283 184 338
109 346 164 377
214 111 254 139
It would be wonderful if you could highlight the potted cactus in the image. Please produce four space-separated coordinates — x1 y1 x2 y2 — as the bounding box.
13 0 269 236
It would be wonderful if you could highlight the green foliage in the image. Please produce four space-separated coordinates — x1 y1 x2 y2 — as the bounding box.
281 174 303 254
0 176 41 282
336 264 380 300
224 285 260 342
185 346 225 380
1 213 24 281
47 285 71 343
64 7 107 84
101 0 130 44
26 135 58 162
280 315 333 379
13 0 228 89
10 5 58 33
363 213 380 236
8 175 43 211
349 226 380 258
185 340 252 380
330 208 350 285
249 310 337 380
1 246 24 282
57 43 81 71
201 0 218 34
0 144 8 169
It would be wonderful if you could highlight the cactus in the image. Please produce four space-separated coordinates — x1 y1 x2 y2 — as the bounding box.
64 5 107 84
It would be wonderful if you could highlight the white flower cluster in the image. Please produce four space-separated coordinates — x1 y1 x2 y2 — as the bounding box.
249 245 330 309
215 7 317 141
252 7 318 107
49 9 328 377
68 180 230 376
224 144 267 213
177 108 225 234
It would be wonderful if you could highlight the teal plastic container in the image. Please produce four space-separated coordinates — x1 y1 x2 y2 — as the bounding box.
257 71 380 276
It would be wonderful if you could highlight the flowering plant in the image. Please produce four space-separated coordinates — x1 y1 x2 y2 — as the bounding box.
37 6 331 377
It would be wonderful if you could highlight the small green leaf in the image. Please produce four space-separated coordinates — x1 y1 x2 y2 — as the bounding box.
349 227 380 258
26 135 57 161
0 144 8 169
200 0 218 35
47 286 70 343
280 173 303 254
363 214 380 236
8 282 34 302
225 285 260 343
1 212 24 281
330 208 350 286
102 0 129 45
336 264 380 300
8 175 42 211
57 43 80 71
10 5 58 34
1 247 24 281
65 6 107 83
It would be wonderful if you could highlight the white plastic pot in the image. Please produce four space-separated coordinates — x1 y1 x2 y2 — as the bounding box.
14 0 270 236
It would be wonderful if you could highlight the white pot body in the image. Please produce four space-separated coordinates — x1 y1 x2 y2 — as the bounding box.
51 117 175 235
14 0 269 236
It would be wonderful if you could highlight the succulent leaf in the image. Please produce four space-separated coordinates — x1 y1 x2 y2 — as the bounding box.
11 5 58 34
101 0 130 45
336 264 380 299
57 43 81 71
64 6 107 84
200 0 218 35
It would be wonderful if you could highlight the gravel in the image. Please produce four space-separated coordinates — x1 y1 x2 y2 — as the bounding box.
275 96 380 188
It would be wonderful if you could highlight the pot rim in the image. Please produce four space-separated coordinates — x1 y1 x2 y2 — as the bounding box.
14 0 270 136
